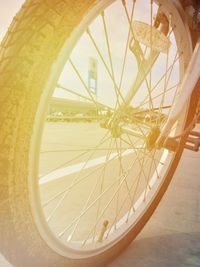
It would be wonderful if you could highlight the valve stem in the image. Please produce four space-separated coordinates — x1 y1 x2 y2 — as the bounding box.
98 220 109 243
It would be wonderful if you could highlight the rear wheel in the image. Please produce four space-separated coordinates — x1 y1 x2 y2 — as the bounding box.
0 0 195 266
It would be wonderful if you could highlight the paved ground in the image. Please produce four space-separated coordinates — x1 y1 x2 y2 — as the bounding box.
1 144 200 267
108 149 200 267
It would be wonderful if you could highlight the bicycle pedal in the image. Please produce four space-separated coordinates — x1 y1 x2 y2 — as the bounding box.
184 131 200 152
131 21 171 54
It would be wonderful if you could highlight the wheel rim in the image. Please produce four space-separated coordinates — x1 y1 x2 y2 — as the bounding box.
29 0 192 259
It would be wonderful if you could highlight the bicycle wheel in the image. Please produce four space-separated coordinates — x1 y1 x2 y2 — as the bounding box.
0 0 195 266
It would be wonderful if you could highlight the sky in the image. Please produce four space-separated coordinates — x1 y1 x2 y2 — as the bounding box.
0 0 24 41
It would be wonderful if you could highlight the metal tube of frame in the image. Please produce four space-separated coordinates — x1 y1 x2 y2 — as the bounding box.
120 125 146 139
157 38 200 142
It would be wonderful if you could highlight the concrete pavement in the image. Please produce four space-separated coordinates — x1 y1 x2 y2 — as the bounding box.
108 149 200 267
1 149 200 267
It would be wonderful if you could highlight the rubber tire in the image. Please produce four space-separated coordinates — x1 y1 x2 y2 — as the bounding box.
0 1 198 266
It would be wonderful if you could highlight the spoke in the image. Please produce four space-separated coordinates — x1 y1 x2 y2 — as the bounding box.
58 135 144 240
90 138 114 242
115 139 133 202
166 83 180 118
106 156 151 237
102 0 136 123
42 157 109 207
84 135 158 243
154 42 183 126
39 150 89 179
123 135 151 191
120 136 161 164
41 147 130 154
85 138 155 243
125 145 147 222
58 164 134 239
140 82 180 108
42 136 135 208
132 105 172 115
39 131 111 179
101 12 120 106
119 0 136 93
150 149 162 181
122 0 154 106
68 58 98 108
129 117 150 130
105 140 150 237
68 138 115 242
86 28 126 105
156 49 180 90
132 118 147 137
148 0 154 111
137 50 182 109
81 155 141 246
114 138 123 230
40 130 111 179
156 42 170 125
113 138 133 230
46 133 112 222
145 151 156 201
57 84 113 111
67 168 101 242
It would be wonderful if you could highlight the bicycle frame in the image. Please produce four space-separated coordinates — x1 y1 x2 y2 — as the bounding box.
158 37 200 142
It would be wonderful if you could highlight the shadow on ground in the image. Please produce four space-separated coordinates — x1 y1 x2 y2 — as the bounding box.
109 232 200 267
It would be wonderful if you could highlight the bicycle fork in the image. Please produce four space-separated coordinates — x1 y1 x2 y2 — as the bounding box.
156 38 200 150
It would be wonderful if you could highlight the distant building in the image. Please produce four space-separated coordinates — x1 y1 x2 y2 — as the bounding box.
88 57 98 99
47 97 109 122
48 97 97 116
